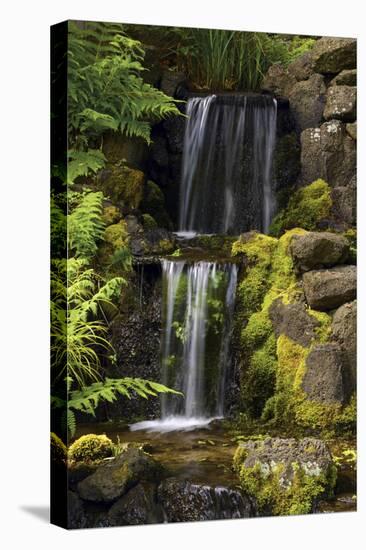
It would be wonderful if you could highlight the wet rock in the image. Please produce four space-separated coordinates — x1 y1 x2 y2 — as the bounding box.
289 73 327 131
269 298 319 347
77 448 163 503
331 300 357 394
302 265 356 310
290 231 349 272
288 51 314 81
302 343 346 403
329 69 357 87
346 121 357 140
68 490 87 529
151 135 169 168
300 120 356 187
323 86 356 122
102 131 148 168
233 437 335 515
108 483 163 526
311 37 356 74
163 115 186 154
140 180 172 229
261 64 297 97
331 179 356 226
273 132 301 190
158 478 254 522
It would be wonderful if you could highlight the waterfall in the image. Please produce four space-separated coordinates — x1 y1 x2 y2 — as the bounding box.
131 260 237 432
178 94 277 235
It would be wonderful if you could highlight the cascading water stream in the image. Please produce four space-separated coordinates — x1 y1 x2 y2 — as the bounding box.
131 260 237 432
178 94 277 235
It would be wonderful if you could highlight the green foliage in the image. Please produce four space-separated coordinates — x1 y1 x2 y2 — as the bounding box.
68 21 180 146
68 433 114 462
269 180 332 237
67 149 106 184
169 28 315 91
50 195 66 258
51 258 124 388
68 191 105 259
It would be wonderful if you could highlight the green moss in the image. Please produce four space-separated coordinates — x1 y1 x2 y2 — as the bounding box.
68 434 115 463
308 309 332 343
344 228 357 263
269 179 332 237
102 205 122 226
51 432 67 464
103 220 129 251
241 310 272 351
233 445 336 516
98 165 145 209
141 213 158 230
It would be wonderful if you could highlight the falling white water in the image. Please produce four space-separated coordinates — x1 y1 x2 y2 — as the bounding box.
130 260 237 432
178 94 277 235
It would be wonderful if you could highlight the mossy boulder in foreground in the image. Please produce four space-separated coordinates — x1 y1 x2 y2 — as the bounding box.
290 231 350 273
77 447 163 503
68 434 115 463
233 437 336 516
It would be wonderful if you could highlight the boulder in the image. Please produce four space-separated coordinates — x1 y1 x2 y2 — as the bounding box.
300 120 356 187
269 298 319 347
261 64 297 97
233 437 336 515
289 73 327 131
68 490 87 529
96 165 145 209
287 51 314 81
346 121 357 140
108 483 163 526
323 86 356 122
77 448 163 503
290 231 349 272
158 478 253 522
302 265 356 310
329 69 357 87
160 70 186 98
331 300 357 394
302 343 347 403
331 179 356 226
311 37 356 74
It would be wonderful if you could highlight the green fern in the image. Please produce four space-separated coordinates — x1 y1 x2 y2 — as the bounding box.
68 21 181 146
67 149 106 184
68 191 105 259
52 377 183 436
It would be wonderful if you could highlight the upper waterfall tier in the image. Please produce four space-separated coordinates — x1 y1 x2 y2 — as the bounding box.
178 93 277 235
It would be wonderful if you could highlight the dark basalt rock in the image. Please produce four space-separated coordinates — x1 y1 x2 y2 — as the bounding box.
331 178 357 226
302 343 347 403
290 231 350 272
68 490 87 529
261 64 296 97
289 73 327 132
302 265 356 310
329 69 357 87
108 483 164 526
323 86 357 122
331 300 357 396
269 297 319 347
300 120 356 187
311 37 356 74
77 448 164 503
158 478 254 522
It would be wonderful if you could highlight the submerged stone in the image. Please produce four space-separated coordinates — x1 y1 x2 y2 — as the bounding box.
158 478 254 521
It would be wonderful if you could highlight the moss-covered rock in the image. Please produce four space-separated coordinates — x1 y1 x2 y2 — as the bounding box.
97 164 145 210
290 231 350 273
51 432 67 464
233 437 336 515
68 434 114 463
269 180 332 237
102 205 122 226
77 447 163 503
141 213 158 230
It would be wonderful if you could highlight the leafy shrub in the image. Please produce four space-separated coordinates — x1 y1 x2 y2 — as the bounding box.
68 434 114 462
269 180 332 236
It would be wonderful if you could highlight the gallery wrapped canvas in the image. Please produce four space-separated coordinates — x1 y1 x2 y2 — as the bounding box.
50 20 357 529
